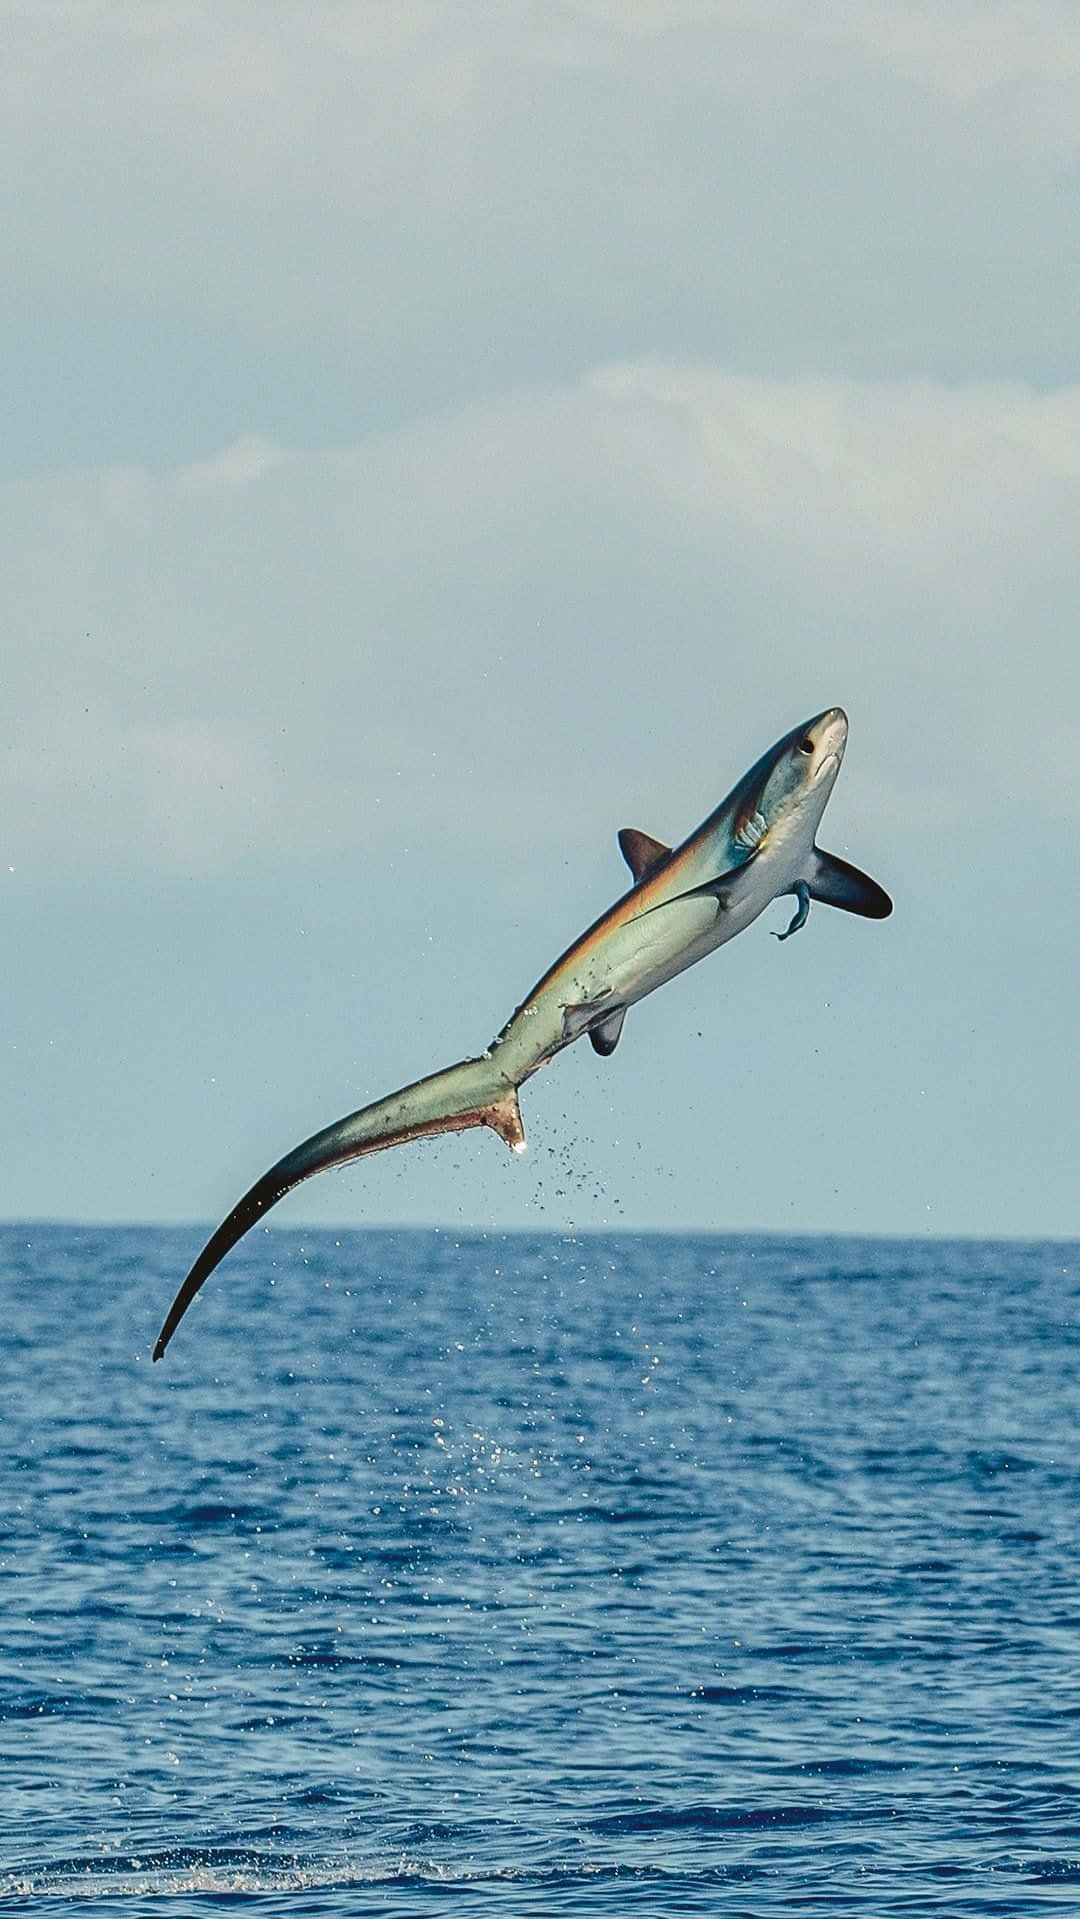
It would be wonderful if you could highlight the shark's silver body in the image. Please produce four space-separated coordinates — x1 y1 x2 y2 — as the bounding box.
153 706 890 1359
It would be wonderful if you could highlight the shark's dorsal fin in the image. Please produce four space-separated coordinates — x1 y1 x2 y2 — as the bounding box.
589 1006 627 1056
808 849 893 920
618 827 671 882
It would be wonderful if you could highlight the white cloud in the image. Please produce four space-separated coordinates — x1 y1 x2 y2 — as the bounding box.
4 366 1077 883
595 362 1080 542
4 0 1080 486
857 4 1080 115
3 2 1077 1238
178 438 284 495
319 1 447 60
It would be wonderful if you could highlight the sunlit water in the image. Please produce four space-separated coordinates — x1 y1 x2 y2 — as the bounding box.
2 1224 1078 1914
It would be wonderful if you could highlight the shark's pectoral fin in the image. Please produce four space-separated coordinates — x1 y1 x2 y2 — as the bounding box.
589 1006 627 1056
809 849 893 920
618 827 671 882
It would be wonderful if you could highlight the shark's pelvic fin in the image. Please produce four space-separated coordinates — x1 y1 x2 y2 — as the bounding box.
774 880 811 941
617 827 671 882
809 849 893 920
589 1006 627 1056
152 1055 524 1361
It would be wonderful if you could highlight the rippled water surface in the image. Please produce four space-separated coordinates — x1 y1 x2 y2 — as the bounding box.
2 1224 1078 1913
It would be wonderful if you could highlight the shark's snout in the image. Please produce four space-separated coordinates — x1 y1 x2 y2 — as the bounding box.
811 706 848 751
806 706 848 779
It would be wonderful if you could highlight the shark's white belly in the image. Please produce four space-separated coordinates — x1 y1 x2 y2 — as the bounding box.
615 822 813 1003
494 811 817 1077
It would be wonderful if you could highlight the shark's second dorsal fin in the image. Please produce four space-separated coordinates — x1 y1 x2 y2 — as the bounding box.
618 827 671 882
483 1090 527 1152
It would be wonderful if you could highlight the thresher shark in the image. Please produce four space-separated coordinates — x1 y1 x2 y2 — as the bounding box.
154 707 891 1360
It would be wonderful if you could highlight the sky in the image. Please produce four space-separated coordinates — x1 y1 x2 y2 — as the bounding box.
3 0 1078 1241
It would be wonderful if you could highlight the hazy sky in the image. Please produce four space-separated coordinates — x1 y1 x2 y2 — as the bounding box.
4 1 1078 1240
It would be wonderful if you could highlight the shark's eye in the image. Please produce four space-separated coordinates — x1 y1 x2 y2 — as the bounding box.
798 737 815 755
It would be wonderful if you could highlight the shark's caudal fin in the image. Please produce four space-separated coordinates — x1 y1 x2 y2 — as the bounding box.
152 1056 524 1360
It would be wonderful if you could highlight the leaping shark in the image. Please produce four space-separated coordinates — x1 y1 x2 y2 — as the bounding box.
153 706 891 1359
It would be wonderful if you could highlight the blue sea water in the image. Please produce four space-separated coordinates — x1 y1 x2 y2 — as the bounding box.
2 1223 1078 1914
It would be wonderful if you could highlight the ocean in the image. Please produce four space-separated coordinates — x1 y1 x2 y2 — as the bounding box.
2 1223 1078 1914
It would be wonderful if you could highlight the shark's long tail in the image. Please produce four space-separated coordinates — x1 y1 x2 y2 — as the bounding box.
152 1054 525 1360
